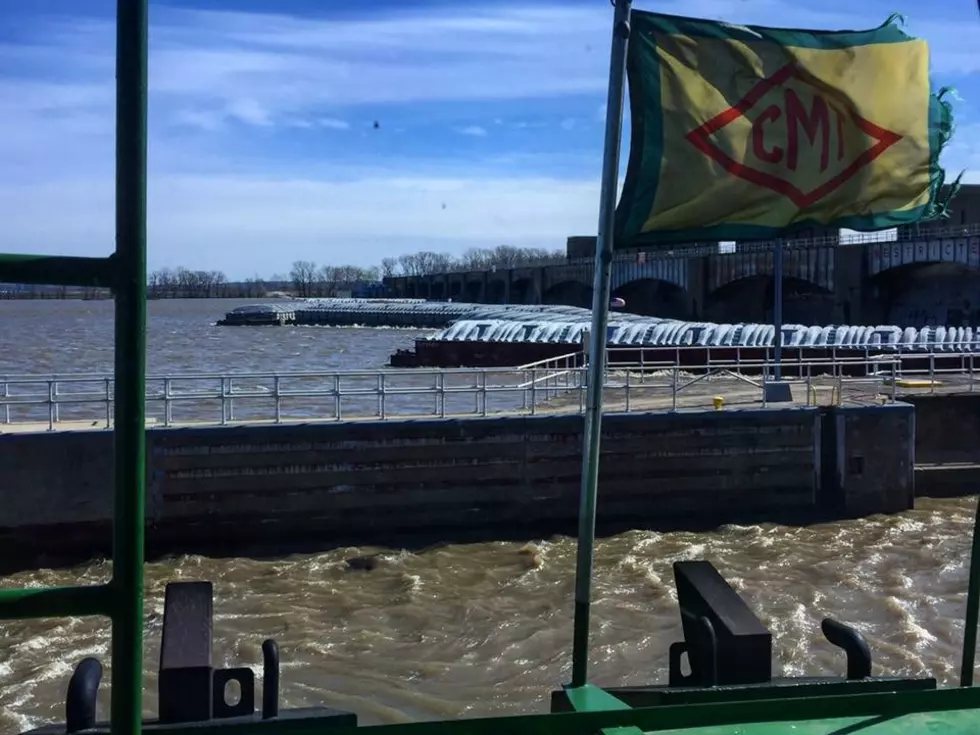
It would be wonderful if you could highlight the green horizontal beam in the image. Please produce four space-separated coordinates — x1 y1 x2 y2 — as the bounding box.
0 253 115 288
155 686 980 735
0 584 112 620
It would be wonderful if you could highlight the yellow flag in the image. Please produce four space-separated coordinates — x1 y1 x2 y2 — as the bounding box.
614 11 958 247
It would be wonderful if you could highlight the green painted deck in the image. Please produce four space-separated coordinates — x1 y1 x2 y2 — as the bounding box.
652 711 980 735
319 686 980 735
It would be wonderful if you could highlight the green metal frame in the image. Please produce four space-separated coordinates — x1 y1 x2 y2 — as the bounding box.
0 2 148 734
3 1 980 734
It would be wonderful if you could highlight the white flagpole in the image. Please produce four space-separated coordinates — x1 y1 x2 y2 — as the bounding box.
570 0 633 689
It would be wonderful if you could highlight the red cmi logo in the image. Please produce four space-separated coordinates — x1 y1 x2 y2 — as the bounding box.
684 63 903 208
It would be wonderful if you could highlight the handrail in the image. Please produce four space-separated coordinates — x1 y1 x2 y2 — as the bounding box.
518 351 583 371
0 343 972 385
5 352 974 430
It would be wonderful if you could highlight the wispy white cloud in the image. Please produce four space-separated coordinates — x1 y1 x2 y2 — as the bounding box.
21 0 972 133
172 108 225 131
317 118 350 130
457 125 488 137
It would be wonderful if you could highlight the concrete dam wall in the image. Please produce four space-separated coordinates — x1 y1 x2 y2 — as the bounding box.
0 402 923 572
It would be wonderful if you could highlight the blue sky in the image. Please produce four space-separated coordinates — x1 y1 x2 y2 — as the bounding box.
1 0 978 278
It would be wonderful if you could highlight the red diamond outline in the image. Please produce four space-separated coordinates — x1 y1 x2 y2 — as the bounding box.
684 63 903 208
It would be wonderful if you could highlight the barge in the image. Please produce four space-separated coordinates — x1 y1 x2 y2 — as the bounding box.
216 299 651 329
219 299 980 372
390 317 980 369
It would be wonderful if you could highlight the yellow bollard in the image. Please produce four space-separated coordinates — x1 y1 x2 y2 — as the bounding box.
712 396 724 410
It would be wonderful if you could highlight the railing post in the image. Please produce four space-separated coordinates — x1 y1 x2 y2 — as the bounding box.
228 377 235 422
379 372 387 419
220 377 228 425
48 379 55 431
930 354 936 394
2 379 8 425
672 366 678 412
625 369 631 413
471 371 479 415
105 377 112 428
530 369 537 415
334 374 341 420
521 368 529 411
480 371 487 417
438 371 446 418
163 377 172 427
274 376 282 423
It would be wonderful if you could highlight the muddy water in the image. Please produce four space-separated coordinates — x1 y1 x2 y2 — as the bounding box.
1 497 976 732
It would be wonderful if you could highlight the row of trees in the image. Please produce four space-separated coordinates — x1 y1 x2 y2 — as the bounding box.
382 245 565 277
286 262 382 298
1 245 568 300
144 245 566 299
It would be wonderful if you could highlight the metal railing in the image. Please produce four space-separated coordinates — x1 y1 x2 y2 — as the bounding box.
3 349 977 431
604 343 980 380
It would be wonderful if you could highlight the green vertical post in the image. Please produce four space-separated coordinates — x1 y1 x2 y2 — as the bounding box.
570 0 632 689
110 0 149 732
961 497 980 686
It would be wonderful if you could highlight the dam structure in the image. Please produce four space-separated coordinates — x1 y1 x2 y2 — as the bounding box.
385 185 980 327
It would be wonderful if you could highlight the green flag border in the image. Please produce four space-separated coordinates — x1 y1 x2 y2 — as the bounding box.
613 10 953 247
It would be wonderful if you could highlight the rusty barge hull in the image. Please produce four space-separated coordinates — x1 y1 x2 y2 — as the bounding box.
389 339 974 376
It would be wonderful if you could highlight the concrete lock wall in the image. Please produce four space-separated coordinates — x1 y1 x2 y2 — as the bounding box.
0 404 918 571
902 393 980 462
903 393 980 497
822 404 915 517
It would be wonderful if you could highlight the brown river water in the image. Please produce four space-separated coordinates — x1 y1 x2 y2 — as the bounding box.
1 299 978 732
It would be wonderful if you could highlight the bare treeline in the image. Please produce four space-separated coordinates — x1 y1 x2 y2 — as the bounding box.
5 245 567 300
287 261 381 298
382 245 565 277
148 267 229 298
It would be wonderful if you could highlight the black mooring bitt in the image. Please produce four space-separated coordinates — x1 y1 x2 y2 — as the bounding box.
66 657 103 734
159 581 215 724
262 639 280 719
19 580 358 734
671 561 773 687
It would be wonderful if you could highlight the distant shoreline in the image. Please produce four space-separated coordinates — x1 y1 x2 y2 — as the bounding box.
0 292 283 301
0 290 353 301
